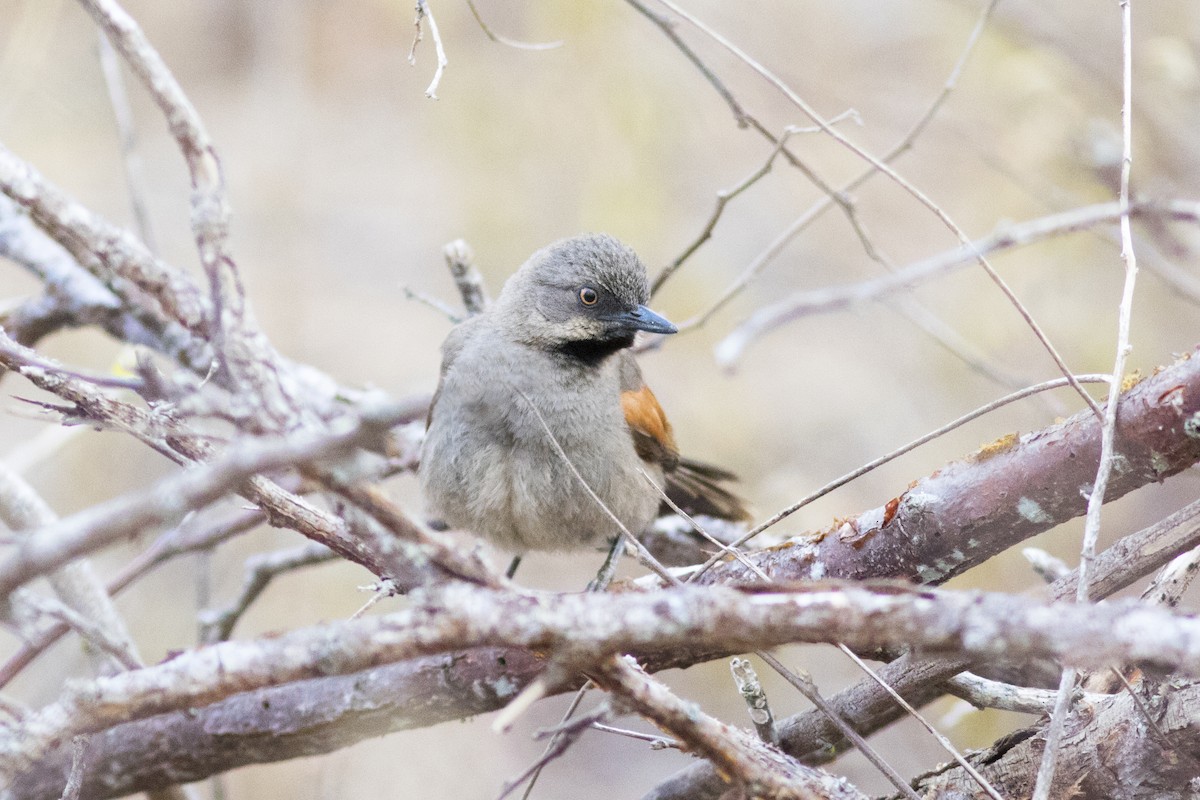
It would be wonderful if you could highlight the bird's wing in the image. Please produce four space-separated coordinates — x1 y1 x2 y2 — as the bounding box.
426 317 481 430
618 352 680 470
617 352 750 522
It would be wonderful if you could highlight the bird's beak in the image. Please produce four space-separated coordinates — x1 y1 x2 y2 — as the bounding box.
618 304 678 335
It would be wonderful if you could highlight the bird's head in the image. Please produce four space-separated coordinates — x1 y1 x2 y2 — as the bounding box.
496 234 677 362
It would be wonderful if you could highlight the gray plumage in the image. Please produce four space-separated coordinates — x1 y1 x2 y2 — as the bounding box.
419 234 665 551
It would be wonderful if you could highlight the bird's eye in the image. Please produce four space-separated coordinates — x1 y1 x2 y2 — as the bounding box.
579 287 599 306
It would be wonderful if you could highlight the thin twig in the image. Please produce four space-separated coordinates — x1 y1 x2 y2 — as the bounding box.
512 387 679 586
711 201 1159 368
652 120 853 296
1141 545 1200 608
669 0 1000 330
1034 2 1139 795
403 286 463 323
18 594 142 672
945 672 1063 715
652 0 1099 418
688 374 1112 581
836 645 1003 800
518 684 593 800
1022 547 1071 583
96 30 157 254
638 467 765 580
413 0 449 99
497 703 608 800
465 0 562 50
757 651 921 800
589 722 680 749
199 542 336 642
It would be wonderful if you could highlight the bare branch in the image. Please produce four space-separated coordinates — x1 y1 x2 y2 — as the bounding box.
715 200 1200 367
653 0 1101 416
756 651 920 800
910 680 1200 799
6 582 1200 780
443 238 490 315
465 0 562 51
691 349 1200 587
593 656 868 800
96 32 156 254
0 361 414 598
1035 4 1142 793
729 657 778 745
198 542 336 642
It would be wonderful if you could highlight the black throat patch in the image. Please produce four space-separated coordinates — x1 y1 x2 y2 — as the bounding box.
555 334 636 366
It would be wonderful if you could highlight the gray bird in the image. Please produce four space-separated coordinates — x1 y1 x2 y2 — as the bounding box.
419 233 747 558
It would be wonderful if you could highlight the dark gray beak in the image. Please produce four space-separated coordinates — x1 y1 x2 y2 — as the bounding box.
618 304 678 335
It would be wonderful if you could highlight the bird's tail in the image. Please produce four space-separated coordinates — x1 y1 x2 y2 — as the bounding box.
662 458 750 522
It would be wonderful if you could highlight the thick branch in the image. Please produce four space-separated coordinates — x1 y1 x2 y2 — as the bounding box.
696 346 1200 586
905 680 1200 799
5 583 1200 780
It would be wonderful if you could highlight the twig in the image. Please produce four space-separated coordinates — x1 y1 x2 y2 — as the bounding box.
199 542 336 642
443 238 490 316
653 123 835 295
96 30 157 254
19 594 142 672
1034 2 1139 795
688 374 1112 581
59 735 89 800
592 655 868 800
349 580 397 620
0 390 409 599
653 0 1099 418
638 467 765 579
77 0 241 351
1141 545 1200 609
588 722 679 749
497 703 608 800
0 506 265 690
728 657 777 745
712 201 1172 368
756 651 921 800
1022 547 1071 583
945 672 1064 715
402 286 463 323
666 0 1000 330
513 387 678 586
518 684 593 800
465 0 562 51
625 0 883 271
836 645 1003 800
411 0 449 99
0 456 144 678
3 343 144 391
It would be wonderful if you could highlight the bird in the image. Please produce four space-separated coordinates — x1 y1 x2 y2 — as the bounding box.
418 233 748 566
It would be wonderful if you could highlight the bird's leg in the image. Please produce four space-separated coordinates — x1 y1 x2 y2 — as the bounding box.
586 533 626 592
505 554 523 580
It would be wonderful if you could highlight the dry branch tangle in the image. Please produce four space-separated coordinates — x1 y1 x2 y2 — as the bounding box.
6 583 1200 789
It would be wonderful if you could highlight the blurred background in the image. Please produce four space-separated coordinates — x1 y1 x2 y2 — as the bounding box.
2 0 1199 797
